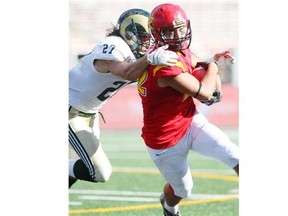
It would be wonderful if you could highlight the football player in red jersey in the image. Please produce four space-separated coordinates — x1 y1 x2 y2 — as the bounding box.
137 3 239 216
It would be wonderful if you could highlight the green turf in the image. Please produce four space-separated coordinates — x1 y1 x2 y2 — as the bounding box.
69 128 239 215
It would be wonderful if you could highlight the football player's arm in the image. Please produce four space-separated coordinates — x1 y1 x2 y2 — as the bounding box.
191 53 218 71
215 73 221 91
93 55 148 81
192 50 236 67
95 45 179 81
158 62 218 101
105 56 148 81
191 52 222 98
212 50 236 65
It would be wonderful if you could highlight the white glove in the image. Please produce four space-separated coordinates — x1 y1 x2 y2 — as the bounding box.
147 45 178 67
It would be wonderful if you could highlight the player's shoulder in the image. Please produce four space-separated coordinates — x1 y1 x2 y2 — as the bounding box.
150 61 183 78
93 36 133 61
109 36 132 55
100 36 127 47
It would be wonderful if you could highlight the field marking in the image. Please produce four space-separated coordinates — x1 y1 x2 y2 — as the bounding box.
70 189 160 196
69 169 238 214
69 195 238 214
69 201 82 206
70 189 238 203
112 167 238 182
193 173 238 182
70 189 237 199
78 195 158 202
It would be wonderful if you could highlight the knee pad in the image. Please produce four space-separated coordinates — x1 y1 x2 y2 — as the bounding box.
175 183 193 198
96 169 111 183
177 184 193 198
173 176 193 198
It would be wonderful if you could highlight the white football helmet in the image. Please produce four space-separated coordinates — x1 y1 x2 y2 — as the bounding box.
117 9 150 58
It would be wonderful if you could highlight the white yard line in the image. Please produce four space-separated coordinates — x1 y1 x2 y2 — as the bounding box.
70 189 160 196
78 195 158 202
69 189 238 205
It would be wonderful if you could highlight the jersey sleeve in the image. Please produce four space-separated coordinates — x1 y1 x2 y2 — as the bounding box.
152 61 186 78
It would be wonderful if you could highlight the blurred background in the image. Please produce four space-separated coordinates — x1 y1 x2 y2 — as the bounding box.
69 0 239 130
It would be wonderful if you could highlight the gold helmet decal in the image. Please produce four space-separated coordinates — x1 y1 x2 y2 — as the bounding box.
148 16 154 30
173 19 186 26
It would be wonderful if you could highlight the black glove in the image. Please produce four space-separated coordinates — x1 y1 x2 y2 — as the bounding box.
201 89 222 106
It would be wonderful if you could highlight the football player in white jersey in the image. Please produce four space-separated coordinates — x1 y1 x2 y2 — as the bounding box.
68 8 180 188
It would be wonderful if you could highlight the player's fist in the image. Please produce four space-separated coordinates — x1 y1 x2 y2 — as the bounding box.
147 45 179 67
201 89 222 106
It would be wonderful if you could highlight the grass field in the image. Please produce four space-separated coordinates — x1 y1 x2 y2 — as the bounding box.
69 128 239 216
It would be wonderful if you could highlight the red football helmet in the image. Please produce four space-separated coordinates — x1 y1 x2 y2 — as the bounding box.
149 3 192 51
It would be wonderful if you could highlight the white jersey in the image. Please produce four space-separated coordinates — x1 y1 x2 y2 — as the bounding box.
69 36 136 113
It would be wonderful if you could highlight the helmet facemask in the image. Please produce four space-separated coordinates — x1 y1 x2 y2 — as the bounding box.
158 20 192 51
124 19 150 58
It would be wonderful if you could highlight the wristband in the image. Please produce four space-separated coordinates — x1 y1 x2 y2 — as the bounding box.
194 81 202 98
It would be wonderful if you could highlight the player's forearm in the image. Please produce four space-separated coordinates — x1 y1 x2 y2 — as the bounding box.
201 62 218 90
215 74 221 91
121 56 148 81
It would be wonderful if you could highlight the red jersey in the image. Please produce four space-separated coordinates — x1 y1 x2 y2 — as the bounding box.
137 49 196 149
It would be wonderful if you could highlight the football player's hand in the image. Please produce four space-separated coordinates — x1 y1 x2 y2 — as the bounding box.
195 62 209 70
147 45 178 67
201 89 222 106
213 51 236 65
